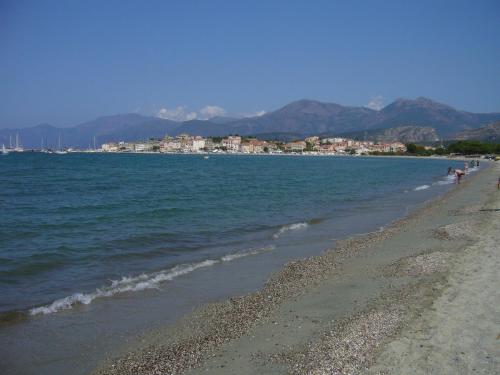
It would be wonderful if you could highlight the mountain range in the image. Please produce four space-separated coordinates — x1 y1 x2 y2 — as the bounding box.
454 122 500 142
337 126 440 144
1 97 500 149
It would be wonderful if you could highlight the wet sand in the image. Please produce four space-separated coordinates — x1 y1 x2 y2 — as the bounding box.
93 161 499 375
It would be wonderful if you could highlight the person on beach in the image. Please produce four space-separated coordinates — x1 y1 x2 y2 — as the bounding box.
464 162 469 174
447 166 453 175
476 160 480 167
455 169 465 184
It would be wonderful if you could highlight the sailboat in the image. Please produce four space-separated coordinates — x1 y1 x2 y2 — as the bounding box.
55 134 68 154
14 133 24 152
2 144 8 155
40 136 46 153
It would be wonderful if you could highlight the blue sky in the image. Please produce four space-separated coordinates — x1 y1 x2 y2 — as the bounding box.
1 0 499 128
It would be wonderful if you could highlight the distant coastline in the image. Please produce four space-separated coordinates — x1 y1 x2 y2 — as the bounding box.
47 134 499 159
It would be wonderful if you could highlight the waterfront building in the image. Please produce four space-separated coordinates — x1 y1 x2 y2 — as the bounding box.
322 137 346 144
101 142 119 152
100 134 407 156
284 141 307 152
161 139 181 152
319 144 336 153
134 143 152 152
204 138 216 151
239 139 267 153
191 136 206 152
305 136 320 144
222 136 241 152
389 142 407 152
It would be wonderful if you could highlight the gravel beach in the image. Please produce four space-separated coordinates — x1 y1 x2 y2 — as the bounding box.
93 161 500 375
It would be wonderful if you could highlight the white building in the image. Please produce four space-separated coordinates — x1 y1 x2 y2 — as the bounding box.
191 136 206 152
222 136 241 152
134 143 151 152
101 143 119 152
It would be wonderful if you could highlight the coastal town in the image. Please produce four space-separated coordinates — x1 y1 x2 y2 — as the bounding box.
100 134 407 155
3 132 497 158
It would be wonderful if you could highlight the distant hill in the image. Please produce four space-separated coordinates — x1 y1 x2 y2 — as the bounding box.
207 97 500 139
173 120 233 137
248 132 305 142
226 99 377 136
0 123 64 149
208 116 240 125
454 121 500 142
69 114 180 146
1 97 500 148
374 97 500 137
337 126 440 144
0 114 181 149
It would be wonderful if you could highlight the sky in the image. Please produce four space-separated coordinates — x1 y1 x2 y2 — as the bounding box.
1 0 499 128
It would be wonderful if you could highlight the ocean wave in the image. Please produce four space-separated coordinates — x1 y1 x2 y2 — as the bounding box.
435 174 456 185
273 222 308 239
29 246 274 316
221 245 275 262
435 166 479 186
414 185 430 191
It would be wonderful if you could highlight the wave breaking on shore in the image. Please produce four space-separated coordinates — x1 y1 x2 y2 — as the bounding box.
30 246 275 316
273 222 308 238
414 184 430 191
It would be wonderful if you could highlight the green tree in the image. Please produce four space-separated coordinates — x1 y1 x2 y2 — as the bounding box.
406 143 418 153
447 140 494 155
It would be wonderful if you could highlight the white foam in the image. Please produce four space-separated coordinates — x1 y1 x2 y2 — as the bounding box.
30 293 94 315
273 222 308 238
30 245 276 316
221 245 275 262
30 259 219 315
435 174 456 185
435 166 479 186
414 184 430 191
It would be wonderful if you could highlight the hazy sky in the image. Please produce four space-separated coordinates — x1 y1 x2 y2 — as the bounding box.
1 0 499 128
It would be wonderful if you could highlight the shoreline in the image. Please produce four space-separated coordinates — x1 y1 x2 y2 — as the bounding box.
90 151 485 162
13 149 489 162
93 162 498 374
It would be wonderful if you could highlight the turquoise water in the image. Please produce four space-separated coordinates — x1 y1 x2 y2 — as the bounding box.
0 153 464 316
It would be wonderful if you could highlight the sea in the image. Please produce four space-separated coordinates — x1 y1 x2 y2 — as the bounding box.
0 153 473 374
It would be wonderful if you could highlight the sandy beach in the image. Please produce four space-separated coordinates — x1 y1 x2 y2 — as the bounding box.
94 161 499 375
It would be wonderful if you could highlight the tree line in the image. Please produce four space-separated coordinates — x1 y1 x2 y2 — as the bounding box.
370 140 500 156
